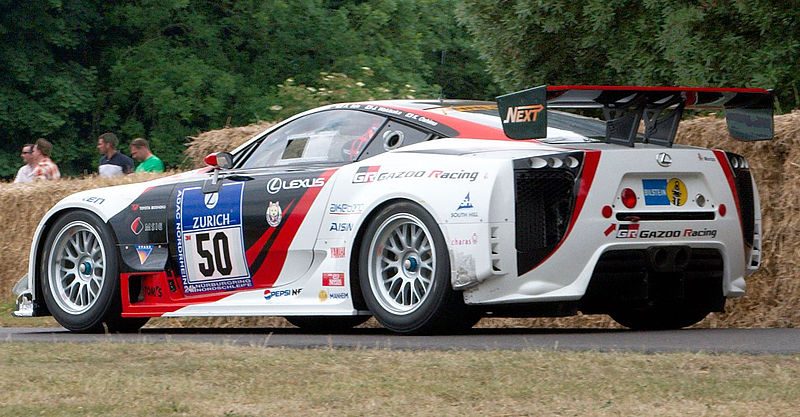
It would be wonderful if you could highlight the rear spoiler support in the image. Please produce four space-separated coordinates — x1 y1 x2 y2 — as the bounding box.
497 85 774 146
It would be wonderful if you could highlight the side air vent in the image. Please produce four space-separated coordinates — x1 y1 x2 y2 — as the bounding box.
513 152 582 274
726 152 755 247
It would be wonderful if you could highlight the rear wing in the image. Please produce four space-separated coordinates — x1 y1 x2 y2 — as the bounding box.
497 85 774 146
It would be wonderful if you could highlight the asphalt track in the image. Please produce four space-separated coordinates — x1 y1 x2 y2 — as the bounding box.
2 327 799 354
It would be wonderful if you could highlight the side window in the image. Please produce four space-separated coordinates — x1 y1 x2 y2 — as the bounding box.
358 120 433 160
240 110 386 168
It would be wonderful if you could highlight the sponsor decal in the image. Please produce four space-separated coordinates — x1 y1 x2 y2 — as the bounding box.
143 284 163 298
264 288 302 301
330 103 441 128
503 104 544 123
330 247 346 258
642 179 669 206
135 245 154 264
204 192 219 209
611 223 718 239
641 178 688 206
266 201 282 227
322 272 345 287
353 166 479 183
329 203 365 215
615 224 640 238
129 218 160 235
697 153 716 162
451 193 479 218
328 292 349 300
176 183 252 294
451 233 479 246
330 222 353 232
132 204 167 211
318 290 328 302
667 178 687 206
428 170 479 181
131 217 144 235
458 193 474 210
266 176 326 194
363 104 403 116
83 196 105 205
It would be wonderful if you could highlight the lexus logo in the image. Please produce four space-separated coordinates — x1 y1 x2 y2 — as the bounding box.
656 152 672 167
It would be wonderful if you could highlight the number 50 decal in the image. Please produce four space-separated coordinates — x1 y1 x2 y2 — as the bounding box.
195 232 233 277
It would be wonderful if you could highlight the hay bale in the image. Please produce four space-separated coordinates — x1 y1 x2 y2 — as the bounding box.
0 173 170 300
185 121 275 168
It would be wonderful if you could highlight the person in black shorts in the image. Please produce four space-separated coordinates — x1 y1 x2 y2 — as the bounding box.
97 132 134 177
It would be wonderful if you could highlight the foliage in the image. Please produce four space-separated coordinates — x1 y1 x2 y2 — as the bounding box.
456 0 800 111
269 70 422 120
0 0 495 177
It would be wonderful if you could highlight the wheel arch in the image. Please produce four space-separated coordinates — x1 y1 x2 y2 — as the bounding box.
348 196 449 311
30 206 122 315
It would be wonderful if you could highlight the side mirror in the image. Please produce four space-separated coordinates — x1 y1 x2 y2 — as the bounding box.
204 152 233 170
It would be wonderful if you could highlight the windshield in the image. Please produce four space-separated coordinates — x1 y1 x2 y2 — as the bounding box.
240 110 386 168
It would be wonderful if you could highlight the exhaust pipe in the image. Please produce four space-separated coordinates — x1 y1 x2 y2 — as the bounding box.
647 246 692 272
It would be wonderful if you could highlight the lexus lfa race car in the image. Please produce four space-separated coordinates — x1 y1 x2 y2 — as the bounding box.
12 86 773 334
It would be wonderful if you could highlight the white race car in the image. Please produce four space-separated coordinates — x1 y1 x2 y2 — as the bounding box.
12 85 773 334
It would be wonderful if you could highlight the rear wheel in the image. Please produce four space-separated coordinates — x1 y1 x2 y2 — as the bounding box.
284 315 370 332
40 211 124 333
610 305 710 330
359 202 474 334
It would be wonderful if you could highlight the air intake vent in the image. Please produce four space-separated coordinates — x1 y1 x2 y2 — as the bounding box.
514 169 577 273
726 152 755 247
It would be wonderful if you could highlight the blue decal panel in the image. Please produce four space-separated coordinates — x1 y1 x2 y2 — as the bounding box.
175 183 252 294
642 179 669 206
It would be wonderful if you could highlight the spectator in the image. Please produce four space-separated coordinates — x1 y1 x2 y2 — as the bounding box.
97 132 134 177
13 143 36 183
31 138 60 181
130 138 165 173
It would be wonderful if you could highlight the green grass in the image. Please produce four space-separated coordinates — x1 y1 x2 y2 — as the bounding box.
1 342 799 416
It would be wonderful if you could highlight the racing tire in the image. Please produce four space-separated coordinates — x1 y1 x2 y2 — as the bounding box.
40 211 123 333
610 305 710 330
359 202 473 335
284 315 370 332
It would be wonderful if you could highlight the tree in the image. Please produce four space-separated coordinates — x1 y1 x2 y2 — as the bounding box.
456 0 800 111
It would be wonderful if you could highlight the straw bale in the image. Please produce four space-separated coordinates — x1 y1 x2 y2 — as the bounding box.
184 121 275 168
0 173 171 300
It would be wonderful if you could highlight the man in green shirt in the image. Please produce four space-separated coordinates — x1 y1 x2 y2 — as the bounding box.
130 137 165 173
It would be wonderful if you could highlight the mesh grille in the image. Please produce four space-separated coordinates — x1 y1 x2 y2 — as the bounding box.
514 169 576 273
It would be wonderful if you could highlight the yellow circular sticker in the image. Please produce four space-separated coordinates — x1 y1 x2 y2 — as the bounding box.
667 178 687 206
318 290 328 302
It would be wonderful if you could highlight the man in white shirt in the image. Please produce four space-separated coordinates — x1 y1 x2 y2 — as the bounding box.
13 143 36 183
97 132 134 177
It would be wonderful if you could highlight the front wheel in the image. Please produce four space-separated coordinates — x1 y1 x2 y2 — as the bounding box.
359 202 473 334
40 211 122 333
